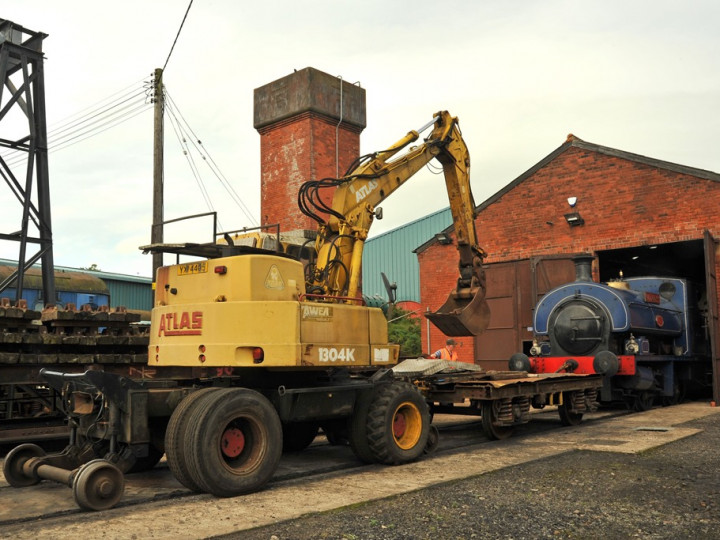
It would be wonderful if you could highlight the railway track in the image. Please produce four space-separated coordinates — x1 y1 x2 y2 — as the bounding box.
0 408 624 529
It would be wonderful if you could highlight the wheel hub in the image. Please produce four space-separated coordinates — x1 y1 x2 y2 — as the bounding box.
97 478 114 497
222 427 246 458
392 402 422 450
393 412 407 438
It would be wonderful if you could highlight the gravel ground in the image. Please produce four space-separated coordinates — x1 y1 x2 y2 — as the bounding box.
227 414 720 540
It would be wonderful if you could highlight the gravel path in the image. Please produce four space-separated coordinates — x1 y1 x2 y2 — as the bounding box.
229 414 720 540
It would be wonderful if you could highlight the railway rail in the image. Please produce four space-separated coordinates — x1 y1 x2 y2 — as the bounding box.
1 360 606 515
0 407 622 529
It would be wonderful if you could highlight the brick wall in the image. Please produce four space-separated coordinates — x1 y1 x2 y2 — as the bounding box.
419 144 720 363
254 67 366 233
258 113 362 231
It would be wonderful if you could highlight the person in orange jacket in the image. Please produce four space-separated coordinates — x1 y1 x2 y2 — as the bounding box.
433 338 458 361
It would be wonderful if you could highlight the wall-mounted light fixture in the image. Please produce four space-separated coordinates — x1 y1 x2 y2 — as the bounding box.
564 212 584 227
435 232 453 244
567 196 578 207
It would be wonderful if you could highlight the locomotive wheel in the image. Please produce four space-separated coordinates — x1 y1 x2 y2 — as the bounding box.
165 387 222 491
282 421 320 452
184 387 282 497
558 404 584 426
662 380 685 407
481 401 515 440
3 443 46 487
424 424 440 455
366 382 429 465
632 392 655 412
72 459 125 511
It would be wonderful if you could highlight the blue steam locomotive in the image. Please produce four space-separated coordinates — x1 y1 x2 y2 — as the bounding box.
510 256 710 410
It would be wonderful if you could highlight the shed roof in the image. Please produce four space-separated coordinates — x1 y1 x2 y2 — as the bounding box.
414 136 720 254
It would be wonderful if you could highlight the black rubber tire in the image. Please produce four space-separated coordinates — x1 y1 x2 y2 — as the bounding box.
558 404 584 426
348 395 376 464
72 459 125 511
184 387 282 497
481 401 515 440
3 443 45 487
282 421 320 452
165 387 222 491
424 424 440 455
366 382 430 465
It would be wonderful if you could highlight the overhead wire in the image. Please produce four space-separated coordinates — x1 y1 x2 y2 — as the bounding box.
1 73 258 231
51 99 150 151
48 87 147 143
165 101 217 222
51 101 152 153
0 78 151 167
47 75 148 132
3 0 254 232
164 90 259 226
162 0 194 72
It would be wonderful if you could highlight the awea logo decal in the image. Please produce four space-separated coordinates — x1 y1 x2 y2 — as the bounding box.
301 305 333 321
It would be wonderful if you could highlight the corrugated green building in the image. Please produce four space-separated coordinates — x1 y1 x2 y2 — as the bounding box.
86 269 153 312
0 259 152 312
362 207 452 303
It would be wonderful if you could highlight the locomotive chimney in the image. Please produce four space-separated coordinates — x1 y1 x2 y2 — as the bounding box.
573 255 594 282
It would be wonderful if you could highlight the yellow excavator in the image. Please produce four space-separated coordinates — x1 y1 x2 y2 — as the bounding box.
3 111 490 511
303 110 490 336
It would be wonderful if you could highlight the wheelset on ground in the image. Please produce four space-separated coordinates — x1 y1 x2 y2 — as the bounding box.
72 459 125 511
3 443 125 511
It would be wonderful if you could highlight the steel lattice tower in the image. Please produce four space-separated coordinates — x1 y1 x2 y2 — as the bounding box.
0 19 55 305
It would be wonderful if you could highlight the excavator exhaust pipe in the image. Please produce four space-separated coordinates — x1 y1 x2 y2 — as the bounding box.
426 285 490 337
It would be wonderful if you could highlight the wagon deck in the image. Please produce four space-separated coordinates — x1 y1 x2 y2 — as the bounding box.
393 359 604 440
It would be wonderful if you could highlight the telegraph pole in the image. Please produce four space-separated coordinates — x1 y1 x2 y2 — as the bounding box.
151 68 164 279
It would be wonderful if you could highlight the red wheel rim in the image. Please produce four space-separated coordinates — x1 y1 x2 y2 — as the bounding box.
221 427 245 458
393 412 407 438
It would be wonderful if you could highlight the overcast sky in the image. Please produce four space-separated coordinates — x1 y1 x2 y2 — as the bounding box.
2 1 718 278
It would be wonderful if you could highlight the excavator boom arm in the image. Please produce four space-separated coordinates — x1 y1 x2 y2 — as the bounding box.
301 111 489 336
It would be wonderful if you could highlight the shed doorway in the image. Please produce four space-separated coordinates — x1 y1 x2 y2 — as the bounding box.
596 236 718 401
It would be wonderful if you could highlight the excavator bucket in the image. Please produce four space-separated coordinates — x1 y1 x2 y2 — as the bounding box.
425 286 491 337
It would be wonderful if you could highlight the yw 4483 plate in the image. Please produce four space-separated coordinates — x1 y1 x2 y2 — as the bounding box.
177 261 208 276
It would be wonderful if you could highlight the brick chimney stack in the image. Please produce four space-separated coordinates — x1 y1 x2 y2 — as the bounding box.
253 67 366 232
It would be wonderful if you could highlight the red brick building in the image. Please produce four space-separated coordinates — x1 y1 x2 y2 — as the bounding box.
417 135 720 389
251 69 719 400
